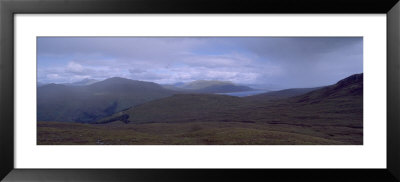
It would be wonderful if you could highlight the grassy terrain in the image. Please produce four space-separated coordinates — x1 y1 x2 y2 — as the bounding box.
37 121 346 145
38 93 362 145
37 74 363 145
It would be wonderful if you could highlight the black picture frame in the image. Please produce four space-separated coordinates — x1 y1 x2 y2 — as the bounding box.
1 0 399 181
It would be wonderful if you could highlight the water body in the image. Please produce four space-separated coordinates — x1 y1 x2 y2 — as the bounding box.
217 90 269 97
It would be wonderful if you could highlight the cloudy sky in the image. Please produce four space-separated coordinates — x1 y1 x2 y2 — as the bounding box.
37 37 362 89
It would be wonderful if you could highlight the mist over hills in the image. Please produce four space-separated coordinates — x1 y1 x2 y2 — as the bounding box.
37 77 178 122
64 78 99 86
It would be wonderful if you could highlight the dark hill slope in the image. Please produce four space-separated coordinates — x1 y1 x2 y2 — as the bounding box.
37 77 178 123
246 73 363 126
293 73 363 104
241 73 363 144
98 94 245 124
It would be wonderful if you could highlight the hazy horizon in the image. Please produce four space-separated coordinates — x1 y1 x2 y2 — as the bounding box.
37 73 362 90
37 37 363 89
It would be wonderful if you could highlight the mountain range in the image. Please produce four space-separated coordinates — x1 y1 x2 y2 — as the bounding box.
38 78 254 122
98 74 362 126
38 73 363 134
38 73 363 145
37 77 178 122
92 73 363 144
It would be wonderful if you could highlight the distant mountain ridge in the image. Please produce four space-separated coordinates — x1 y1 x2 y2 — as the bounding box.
38 78 99 87
182 80 234 89
66 78 99 86
87 77 165 92
163 80 254 93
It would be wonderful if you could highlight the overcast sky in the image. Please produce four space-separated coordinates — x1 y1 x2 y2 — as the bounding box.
37 37 362 89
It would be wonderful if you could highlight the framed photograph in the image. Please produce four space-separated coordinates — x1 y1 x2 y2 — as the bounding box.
1 0 399 181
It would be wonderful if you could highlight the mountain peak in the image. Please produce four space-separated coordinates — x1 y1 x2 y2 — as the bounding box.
96 77 140 85
295 73 363 103
104 77 131 81
335 73 363 88
88 77 166 92
70 78 98 86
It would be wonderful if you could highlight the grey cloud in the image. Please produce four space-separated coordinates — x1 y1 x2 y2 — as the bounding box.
38 37 362 89
129 68 147 74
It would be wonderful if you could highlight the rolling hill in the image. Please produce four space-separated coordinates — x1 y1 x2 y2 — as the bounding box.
95 73 363 144
100 74 363 125
97 94 245 124
293 73 363 104
37 77 178 123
